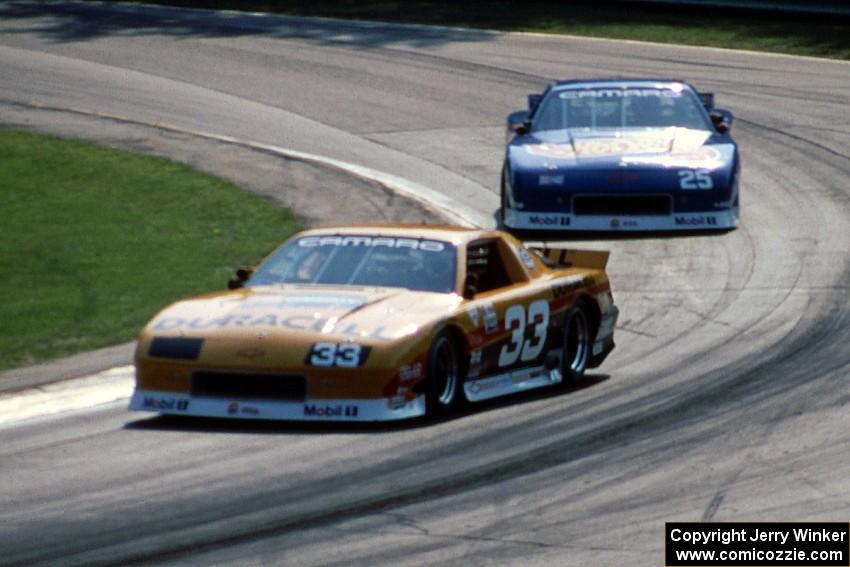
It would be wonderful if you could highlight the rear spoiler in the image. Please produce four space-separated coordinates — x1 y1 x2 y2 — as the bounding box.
529 246 610 271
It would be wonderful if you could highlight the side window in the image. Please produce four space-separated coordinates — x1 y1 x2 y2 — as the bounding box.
466 240 513 294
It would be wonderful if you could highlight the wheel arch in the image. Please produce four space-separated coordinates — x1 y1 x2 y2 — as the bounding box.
573 293 601 343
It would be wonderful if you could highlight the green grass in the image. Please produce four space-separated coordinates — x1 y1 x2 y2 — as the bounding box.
0 129 300 370
110 0 850 60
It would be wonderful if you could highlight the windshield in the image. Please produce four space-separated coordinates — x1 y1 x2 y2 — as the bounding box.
248 235 457 293
532 86 711 132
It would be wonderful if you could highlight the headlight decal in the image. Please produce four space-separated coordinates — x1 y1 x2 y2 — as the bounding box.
148 337 204 360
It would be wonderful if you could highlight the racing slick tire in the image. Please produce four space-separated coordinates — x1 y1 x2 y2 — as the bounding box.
561 304 591 385
425 331 463 417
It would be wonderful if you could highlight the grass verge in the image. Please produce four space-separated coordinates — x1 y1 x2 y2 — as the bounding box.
110 0 850 60
0 129 300 371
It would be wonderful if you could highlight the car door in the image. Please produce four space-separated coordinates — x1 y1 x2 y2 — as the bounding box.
464 238 555 380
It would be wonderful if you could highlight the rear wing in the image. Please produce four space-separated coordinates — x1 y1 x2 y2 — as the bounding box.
529 246 610 271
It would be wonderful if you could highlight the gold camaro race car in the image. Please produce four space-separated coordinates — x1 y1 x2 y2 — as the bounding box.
129 225 618 421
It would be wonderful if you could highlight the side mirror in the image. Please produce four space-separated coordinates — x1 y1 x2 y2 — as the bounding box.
228 266 254 290
710 109 733 134
462 273 479 300
506 110 531 141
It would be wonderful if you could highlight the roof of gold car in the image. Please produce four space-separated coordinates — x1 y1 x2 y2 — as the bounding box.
304 224 505 243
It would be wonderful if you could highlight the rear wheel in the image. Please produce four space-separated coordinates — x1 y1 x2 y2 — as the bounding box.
561 305 591 384
425 332 462 416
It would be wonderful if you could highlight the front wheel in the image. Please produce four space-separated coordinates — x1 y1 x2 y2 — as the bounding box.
425 332 462 417
561 305 591 385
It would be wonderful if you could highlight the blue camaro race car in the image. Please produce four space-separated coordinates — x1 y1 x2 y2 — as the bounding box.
500 79 740 232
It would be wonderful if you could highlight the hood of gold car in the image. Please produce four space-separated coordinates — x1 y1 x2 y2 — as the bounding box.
142 284 463 344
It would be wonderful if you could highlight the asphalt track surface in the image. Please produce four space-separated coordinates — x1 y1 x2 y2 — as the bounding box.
1 2 849 566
